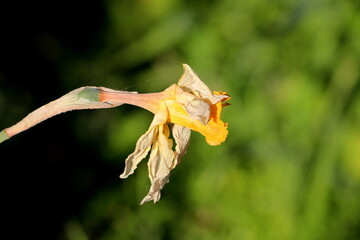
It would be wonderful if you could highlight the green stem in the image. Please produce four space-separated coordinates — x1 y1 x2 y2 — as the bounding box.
0 130 9 143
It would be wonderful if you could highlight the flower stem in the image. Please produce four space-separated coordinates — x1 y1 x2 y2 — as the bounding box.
99 91 165 114
0 87 124 142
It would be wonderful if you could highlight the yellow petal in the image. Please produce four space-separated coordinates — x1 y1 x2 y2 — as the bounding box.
165 99 228 146
171 85 211 125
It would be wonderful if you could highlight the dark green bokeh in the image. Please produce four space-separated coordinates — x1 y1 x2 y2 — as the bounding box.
1 0 359 239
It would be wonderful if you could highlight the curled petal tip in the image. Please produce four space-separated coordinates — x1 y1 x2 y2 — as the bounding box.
182 63 191 70
140 196 152 205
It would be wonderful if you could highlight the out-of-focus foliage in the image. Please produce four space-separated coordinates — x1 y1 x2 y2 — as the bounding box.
1 0 360 239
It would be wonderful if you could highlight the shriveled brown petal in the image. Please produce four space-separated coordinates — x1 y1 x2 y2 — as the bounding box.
172 124 191 167
120 103 168 179
178 64 227 104
141 124 175 204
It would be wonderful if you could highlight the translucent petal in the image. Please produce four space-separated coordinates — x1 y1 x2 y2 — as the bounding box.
119 125 157 179
172 124 191 167
178 64 229 105
120 103 168 178
184 99 210 125
173 86 211 125
178 64 214 102
141 124 175 204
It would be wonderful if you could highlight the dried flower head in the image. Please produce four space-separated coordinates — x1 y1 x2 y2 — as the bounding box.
103 64 230 204
0 64 230 204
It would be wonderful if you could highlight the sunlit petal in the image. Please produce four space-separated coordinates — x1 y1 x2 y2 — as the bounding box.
119 125 157 179
141 124 175 204
165 99 228 145
120 103 168 178
178 64 229 104
178 64 214 102
172 124 191 167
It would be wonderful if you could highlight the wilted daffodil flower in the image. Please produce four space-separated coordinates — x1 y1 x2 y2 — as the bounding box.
100 64 230 204
0 64 230 204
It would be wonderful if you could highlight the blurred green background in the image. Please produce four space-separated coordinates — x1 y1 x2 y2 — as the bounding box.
1 0 360 239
